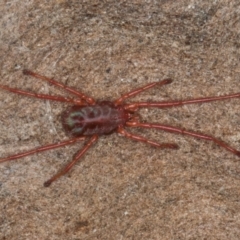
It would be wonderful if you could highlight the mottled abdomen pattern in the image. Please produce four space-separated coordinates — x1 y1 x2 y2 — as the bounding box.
62 102 128 136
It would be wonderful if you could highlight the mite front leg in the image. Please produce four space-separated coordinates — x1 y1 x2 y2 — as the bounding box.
117 126 178 149
124 92 240 110
127 122 240 157
115 79 173 105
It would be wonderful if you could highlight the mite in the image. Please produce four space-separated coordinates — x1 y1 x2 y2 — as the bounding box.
0 70 239 186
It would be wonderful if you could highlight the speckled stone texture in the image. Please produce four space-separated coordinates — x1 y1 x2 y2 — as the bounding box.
0 1 240 239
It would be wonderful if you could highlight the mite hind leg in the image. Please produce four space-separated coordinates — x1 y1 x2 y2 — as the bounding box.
44 135 98 187
23 70 95 104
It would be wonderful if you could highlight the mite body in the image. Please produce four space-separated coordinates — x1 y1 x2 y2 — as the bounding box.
62 102 130 136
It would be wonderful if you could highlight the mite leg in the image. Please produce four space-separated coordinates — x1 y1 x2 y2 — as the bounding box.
114 79 172 105
44 135 98 187
127 122 240 157
124 92 240 110
23 70 95 104
0 84 85 105
117 126 178 149
0 137 86 163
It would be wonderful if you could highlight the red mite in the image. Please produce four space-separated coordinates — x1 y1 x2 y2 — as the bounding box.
0 70 239 187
